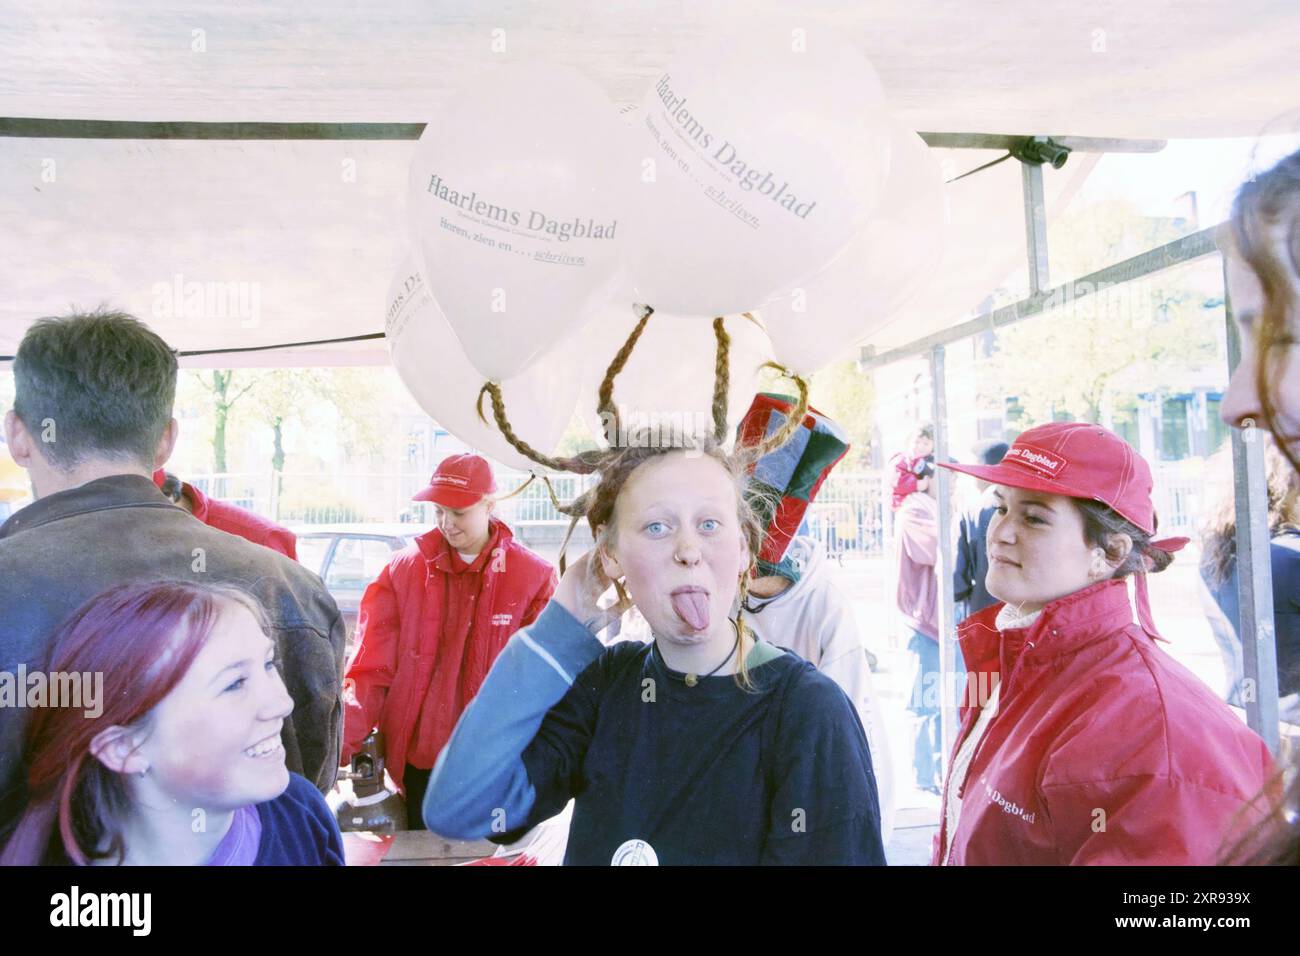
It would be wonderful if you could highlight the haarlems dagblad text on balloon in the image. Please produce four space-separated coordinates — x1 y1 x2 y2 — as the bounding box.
653 74 818 219
424 174 619 245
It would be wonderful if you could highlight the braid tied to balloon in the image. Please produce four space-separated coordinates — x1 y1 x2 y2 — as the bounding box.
481 305 810 687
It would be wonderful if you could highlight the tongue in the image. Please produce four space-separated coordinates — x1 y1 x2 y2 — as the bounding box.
671 591 710 631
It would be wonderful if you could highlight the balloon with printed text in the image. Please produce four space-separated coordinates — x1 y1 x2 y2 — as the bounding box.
623 31 893 317
407 63 634 381
385 255 585 471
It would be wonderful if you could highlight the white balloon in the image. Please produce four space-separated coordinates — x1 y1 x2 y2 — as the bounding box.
407 63 633 381
578 307 774 450
624 31 893 317
385 255 584 471
761 121 950 375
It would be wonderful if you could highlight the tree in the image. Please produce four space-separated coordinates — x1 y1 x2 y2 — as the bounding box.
243 368 391 472
194 370 259 473
981 199 1220 428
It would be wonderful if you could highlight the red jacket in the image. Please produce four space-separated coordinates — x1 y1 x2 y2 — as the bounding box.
151 471 297 560
341 518 556 791
186 482 298 561
933 579 1276 865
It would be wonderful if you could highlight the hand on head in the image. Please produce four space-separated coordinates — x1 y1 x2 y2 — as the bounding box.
553 550 633 635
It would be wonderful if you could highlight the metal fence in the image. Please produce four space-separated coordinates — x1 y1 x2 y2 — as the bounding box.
186 458 1207 553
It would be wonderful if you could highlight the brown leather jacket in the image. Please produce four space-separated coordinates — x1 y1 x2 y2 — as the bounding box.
0 474 346 826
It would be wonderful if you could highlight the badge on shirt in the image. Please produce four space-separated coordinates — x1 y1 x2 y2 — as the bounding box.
611 839 659 866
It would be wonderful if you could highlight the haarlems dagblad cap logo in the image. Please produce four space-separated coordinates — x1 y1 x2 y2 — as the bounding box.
1003 443 1067 478
433 474 470 486
611 838 658 866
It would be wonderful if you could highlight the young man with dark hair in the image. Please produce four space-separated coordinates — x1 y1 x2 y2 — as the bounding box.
0 308 347 829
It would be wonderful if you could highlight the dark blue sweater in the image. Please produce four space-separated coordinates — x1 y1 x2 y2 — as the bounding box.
252 772 345 866
424 602 885 865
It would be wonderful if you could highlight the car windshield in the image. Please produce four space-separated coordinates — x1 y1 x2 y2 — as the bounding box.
296 535 332 576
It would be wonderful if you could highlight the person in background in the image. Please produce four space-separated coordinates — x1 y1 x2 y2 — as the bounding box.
0 581 344 866
933 422 1275 865
341 453 557 829
154 469 298 560
0 309 346 830
1198 441 1300 711
736 392 897 843
954 439 1011 622
893 454 944 796
889 424 934 511
1217 145 1300 865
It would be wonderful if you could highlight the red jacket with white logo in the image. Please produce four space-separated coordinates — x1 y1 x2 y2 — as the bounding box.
341 518 556 791
933 579 1276 865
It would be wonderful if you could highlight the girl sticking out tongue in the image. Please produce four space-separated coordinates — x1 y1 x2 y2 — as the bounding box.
423 313 885 864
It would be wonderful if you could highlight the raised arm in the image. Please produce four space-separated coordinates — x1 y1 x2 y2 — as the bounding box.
423 552 629 840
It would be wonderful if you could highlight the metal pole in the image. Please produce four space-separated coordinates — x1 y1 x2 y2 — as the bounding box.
1223 260 1281 752
1022 163 1051 295
860 228 1218 371
930 345 959 765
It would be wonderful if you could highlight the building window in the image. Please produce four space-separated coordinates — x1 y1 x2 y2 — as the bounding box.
1160 396 1191 461
1206 395 1230 454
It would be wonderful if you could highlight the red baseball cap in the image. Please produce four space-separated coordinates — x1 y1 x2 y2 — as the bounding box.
412 453 496 509
939 422 1162 533
939 421 1188 641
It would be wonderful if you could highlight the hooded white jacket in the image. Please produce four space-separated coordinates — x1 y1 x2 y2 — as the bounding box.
742 536 897 843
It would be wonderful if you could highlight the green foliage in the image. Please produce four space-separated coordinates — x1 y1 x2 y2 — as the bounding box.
982 199 1221 428
178 366 402 475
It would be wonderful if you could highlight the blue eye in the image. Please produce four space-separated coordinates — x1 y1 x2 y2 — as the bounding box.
645 521 669 536
223 676 247 693
265 658 278 672
699 518 721 532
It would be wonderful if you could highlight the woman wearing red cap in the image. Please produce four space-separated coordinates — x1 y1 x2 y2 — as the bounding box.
932 422 1275 865
341 453 557 827
1218 146 1300 865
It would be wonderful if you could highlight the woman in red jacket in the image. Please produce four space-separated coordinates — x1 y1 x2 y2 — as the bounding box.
931 422 1276 865
341 453 557 828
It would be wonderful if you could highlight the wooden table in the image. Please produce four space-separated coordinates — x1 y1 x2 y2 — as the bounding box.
343 830 501 866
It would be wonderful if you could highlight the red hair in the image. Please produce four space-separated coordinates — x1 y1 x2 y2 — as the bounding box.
0 581 265 865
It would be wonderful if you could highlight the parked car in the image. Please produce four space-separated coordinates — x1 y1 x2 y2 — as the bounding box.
291 523 427 649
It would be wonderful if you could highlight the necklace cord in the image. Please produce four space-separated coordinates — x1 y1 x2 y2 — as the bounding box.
653 620 742 683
